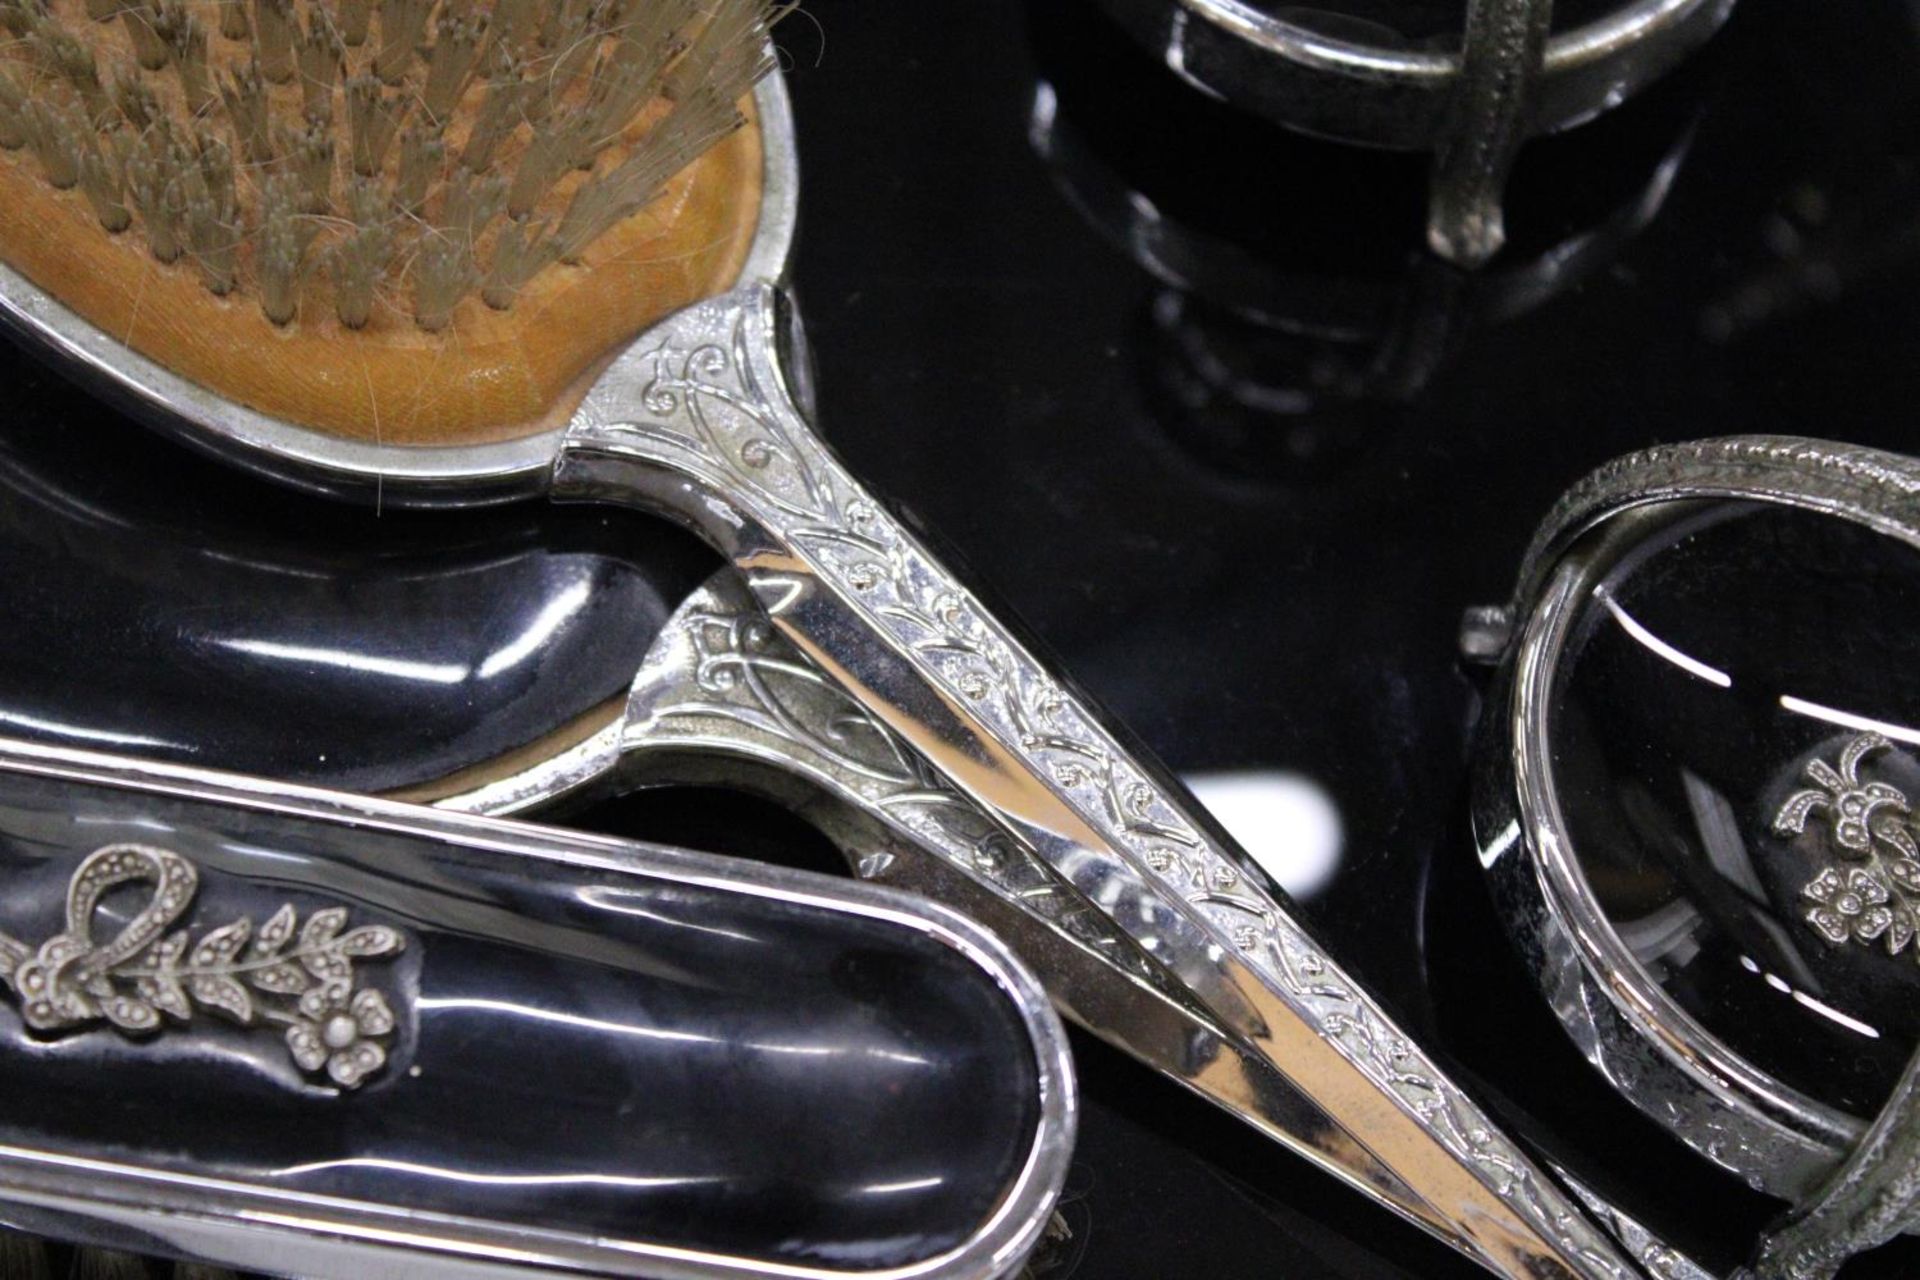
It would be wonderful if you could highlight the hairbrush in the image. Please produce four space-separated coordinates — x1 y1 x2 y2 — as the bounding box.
0 5 1685 1275
0 731 1074 1279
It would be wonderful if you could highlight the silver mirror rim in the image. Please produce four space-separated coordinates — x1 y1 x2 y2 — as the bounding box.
1093 0 1737 147
1478 436 1920 1200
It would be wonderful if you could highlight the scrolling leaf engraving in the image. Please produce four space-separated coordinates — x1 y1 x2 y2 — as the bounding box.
602 294 1640 1275
0 845 404 1088
637 321 846 529
654 604 1188 1004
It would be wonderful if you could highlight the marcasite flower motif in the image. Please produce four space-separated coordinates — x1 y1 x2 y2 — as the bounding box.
1803 865 1914 952
288 987 397 1088
1777 734 1920 960
0 846 405 1088
1774 732 1918 859
1890 858 1920 894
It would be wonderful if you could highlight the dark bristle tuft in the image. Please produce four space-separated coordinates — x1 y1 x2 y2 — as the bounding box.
216 0 247 41
121 2 170 70
337 0 368 46
253 0 294 83
70 1247 152 1280
0 1230 52 1280
0 73 27 150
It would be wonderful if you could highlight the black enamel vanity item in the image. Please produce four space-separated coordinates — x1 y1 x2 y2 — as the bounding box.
0 737 1073 1280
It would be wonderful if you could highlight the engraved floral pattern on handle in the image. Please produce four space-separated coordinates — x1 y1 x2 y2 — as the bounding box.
0 844 405 1088
650 599 1206 1011
565 284 1647 1278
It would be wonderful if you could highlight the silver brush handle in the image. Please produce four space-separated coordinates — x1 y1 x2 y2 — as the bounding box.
554 282 1659 1280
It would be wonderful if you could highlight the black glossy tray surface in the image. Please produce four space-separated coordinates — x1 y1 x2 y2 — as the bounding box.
2 1 1918 1275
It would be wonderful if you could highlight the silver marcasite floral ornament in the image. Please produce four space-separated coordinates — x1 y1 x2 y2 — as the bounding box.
1755 736 1920 1280
1774 733 1920 958
0 844 404 1088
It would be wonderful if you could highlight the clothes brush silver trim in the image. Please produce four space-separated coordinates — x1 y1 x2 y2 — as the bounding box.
0 733 1076 1280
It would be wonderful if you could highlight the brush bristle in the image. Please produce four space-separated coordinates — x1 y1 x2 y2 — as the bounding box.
0 0 787 331
0 1234 248 1279
0 1231 52 1280
68 1247 151 1280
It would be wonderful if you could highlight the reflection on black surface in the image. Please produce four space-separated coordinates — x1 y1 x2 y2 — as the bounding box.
1185 769 1344 899
0 409 716 794
1551 503 1920 1117
0 771 1043 1269
1027 0 1705 487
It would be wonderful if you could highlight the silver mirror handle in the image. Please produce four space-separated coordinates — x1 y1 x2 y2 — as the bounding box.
431 567 1513 1244
610 569 1507 1241
556 281 1654 1280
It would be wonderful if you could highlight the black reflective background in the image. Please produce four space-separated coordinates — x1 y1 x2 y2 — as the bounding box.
0 417 714 794
3 0 1920 1275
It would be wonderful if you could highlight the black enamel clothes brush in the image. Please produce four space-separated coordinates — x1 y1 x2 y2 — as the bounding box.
0 733 1073 1278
